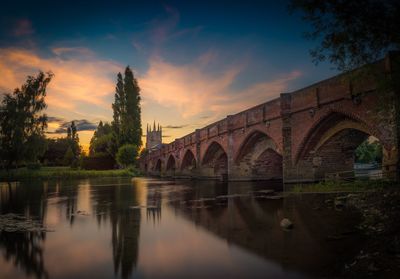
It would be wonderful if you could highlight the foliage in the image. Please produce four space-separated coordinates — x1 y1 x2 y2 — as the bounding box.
116 144 138 167
290 179 396 193
0 166 139 181
63 146 74 166
289 0 400 71
0 71 53 169
89 121 114 157
81 155 115 170
87 121 116 169
111 67 142 158
58 121 82 168
41 137 70 166
26 162 42 170
355 139 383 163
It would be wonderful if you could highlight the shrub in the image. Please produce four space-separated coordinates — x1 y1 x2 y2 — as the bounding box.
81 155 115 170
116 144 138 168
26 162 41 170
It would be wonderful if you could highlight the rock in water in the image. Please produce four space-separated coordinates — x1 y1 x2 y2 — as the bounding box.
280 218 293 229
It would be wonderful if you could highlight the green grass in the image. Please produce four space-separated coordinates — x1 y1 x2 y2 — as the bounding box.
0 166 140 181
290 179 398 193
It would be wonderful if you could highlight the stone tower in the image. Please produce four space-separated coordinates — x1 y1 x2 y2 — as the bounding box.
146 121 162 150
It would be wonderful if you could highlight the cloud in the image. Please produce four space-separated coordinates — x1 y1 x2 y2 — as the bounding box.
136 5 202 54
49 119 98 134
164 125 188 129
12 19 34 37
0 47 122 119
51 47 95 58
150 5 180 45
139 53 301 121
47 116 65 123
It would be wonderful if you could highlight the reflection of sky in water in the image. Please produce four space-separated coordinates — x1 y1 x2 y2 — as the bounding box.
0 178 362 279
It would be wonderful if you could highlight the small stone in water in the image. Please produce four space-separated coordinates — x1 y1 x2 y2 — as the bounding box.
280 218 293 229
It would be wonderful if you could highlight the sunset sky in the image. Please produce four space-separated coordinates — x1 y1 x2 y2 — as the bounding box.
0 0 337 150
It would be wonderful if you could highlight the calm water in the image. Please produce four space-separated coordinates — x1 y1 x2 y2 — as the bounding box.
0 178 363 279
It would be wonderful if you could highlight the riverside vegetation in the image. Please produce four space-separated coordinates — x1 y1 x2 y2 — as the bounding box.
0 66 143 181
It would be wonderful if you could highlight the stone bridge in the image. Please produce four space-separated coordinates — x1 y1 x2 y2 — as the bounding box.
141 53 400 183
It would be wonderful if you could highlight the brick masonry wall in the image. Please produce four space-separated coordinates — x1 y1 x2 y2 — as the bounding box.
142 53 400 182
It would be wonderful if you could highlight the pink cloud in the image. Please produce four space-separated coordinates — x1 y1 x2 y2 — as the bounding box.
139 53 301 122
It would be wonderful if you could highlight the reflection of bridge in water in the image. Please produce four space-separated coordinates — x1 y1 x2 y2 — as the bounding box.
167 180 363 277
142 53 400 183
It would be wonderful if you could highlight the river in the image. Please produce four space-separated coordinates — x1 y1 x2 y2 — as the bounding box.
0 177 364 279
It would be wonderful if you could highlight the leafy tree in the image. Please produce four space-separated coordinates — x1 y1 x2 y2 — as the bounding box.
111 67 142 159
355 139 383 163
63 146 74 166
41 137 70 166
89 121 114 156
116 144 138 168
122 66 142 147
66 121 81 167
112 73 124 147
0 71 53 169
289 0 400 71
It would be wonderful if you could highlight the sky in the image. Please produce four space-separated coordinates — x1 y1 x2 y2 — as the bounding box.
0 0 337 151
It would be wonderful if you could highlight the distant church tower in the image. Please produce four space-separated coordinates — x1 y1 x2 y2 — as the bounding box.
146 121 162 150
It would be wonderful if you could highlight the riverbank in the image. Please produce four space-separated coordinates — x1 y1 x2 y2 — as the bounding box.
289 179 396 193
341 189 400 278
0 166 139 181
289 180 400 278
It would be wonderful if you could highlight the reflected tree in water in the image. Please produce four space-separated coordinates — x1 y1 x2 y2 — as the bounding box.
91 181 141 279
0 182 49 279
0 231 48 279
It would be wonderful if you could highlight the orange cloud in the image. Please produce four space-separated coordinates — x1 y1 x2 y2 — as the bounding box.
139 54 301 123
0 47 122 120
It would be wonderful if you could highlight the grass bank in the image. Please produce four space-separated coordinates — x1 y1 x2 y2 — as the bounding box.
289 179 398 193
0 166 140 181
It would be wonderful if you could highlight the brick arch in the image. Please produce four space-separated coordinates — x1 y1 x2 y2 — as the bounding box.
200 137 227 162
166 154 177 171
235 129 280 163
180 149 196 171
201 141 228 176
154 158 162 172
234 130 282 180
201 141 228 164
294 110 384 164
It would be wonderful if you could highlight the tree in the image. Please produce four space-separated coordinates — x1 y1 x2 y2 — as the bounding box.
122 66 142 147
355 139 383 164
112 73 124 148
111 67 142 158
289 0 400 71
0 71 53 169
41 137 70 166
89 121 114 157
66 121 81 167
116 144 138 168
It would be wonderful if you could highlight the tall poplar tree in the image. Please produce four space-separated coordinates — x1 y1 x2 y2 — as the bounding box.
111 66 142 158
123 66 142 148
112 73 124 146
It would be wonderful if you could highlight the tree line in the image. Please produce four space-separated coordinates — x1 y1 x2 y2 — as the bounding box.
0 66 142 171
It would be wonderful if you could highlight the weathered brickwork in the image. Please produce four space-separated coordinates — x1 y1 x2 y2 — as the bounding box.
141 53 400 182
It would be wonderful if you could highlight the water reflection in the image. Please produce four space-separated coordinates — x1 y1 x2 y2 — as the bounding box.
0 182 49 279
0 178 363 279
